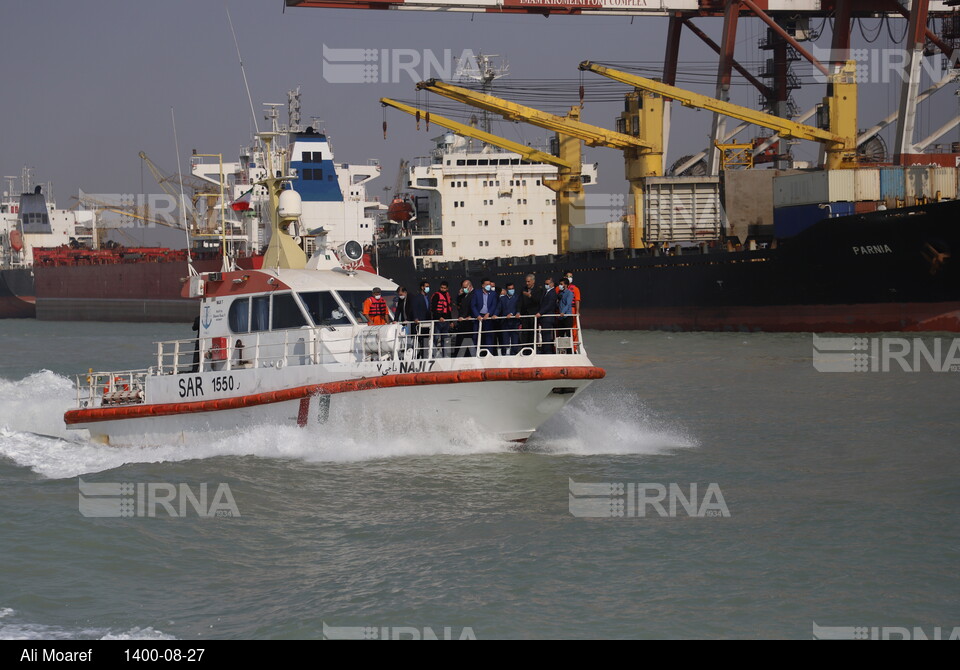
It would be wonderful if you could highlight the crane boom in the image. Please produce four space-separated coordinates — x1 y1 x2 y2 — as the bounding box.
579 62 839 143
380 98 574 169
416 79 652 151
579 60 860 170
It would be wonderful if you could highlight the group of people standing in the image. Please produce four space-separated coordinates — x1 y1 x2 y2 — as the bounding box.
361 271 581 357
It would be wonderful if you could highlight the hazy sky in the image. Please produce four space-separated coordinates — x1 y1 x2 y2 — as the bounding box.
3 1 957 206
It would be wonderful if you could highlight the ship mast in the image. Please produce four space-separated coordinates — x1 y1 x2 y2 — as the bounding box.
259 132 306 270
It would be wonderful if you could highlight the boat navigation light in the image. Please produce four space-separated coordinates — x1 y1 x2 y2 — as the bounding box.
335 240 364 271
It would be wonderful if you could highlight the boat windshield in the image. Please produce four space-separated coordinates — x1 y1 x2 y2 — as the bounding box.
334 291 371 325
298 291 352 327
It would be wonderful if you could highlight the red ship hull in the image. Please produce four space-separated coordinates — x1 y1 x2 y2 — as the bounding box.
33 250 262 322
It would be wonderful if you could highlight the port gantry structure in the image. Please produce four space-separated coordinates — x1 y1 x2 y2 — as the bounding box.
289 0 960 173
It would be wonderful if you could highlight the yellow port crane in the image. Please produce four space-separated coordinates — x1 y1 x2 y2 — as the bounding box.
379 97 586 254
414 79 666 249
579 60 860 171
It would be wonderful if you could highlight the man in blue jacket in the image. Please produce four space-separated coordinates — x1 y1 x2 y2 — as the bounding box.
536 277 559 354
470 277 499 354
408 281 434 357
496 281 521 355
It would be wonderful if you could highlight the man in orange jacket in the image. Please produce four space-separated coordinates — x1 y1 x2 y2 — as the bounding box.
362 287 390 325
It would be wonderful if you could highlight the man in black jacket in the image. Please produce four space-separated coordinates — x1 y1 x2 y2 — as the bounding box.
519 273 543 350
536 277 559 354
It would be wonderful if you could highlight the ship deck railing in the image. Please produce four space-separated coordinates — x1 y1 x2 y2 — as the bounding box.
151 314 585 377
75 369 149 409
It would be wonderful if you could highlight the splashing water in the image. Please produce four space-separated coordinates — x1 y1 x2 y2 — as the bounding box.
526 388 698 455
0 372 696 479
0 607 174 641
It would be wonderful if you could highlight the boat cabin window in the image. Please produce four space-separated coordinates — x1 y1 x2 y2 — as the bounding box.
272 293 308 330
334 291 371 325
251 296 271 332
228 293 307 333
299 291 351 327
229 298 250 333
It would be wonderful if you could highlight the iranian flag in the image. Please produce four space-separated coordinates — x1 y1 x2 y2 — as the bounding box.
230 188 253 212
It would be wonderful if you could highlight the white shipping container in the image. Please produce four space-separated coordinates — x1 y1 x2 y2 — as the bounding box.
644 177 723 243
772 170 857 207
904 166 932 199
932 167 957 200
853 168 880 201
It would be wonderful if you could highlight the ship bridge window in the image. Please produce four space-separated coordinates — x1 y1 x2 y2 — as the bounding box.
299 291 352 327
467 159 477 166
228 298 250 333
416 178 437 187
272 292 308 330
456 160 466 166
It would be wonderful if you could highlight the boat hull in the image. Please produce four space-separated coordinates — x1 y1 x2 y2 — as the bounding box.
66 362 604 446
0 268 36 319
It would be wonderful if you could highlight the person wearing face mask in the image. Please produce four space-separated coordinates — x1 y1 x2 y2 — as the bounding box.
536 277 559 354
519 274 543 350
557 270 581 314
558 278 575 349
470 277 498 354
430 280 455 357
454 279 476 357
392 286 408 323
496 281 521 355
408 281 434 357
362 287 390 326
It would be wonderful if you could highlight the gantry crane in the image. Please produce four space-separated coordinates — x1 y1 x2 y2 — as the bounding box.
380 97 585 252
414 79 665 248
579 60 860 171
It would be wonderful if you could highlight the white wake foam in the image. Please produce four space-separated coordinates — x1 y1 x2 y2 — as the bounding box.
0 372 697 479
0 607 174 640
527 389 698 456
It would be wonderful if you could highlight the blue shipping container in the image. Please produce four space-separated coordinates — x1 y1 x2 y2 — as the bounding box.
879 167 905 201
774 202 856 238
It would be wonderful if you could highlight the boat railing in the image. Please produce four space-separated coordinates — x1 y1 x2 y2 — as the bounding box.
151 313 584 376
75 369 149 409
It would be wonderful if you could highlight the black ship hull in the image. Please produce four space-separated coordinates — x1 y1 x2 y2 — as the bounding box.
0 268 36 319
376 201 960 333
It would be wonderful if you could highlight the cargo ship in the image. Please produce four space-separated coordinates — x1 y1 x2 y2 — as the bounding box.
1 170 96 318
26 92 384 322
374 129 960 332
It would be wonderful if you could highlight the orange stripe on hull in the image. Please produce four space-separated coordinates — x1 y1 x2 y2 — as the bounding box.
64 366 606 425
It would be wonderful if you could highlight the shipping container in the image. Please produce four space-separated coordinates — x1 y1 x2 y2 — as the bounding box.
904 166 932 202
569 221 629 252
854 201 879 214
772 170 856 208
879 167 905 205
853 168 880 201
931 167 957 199
644 177 723 243
774 202 855 239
